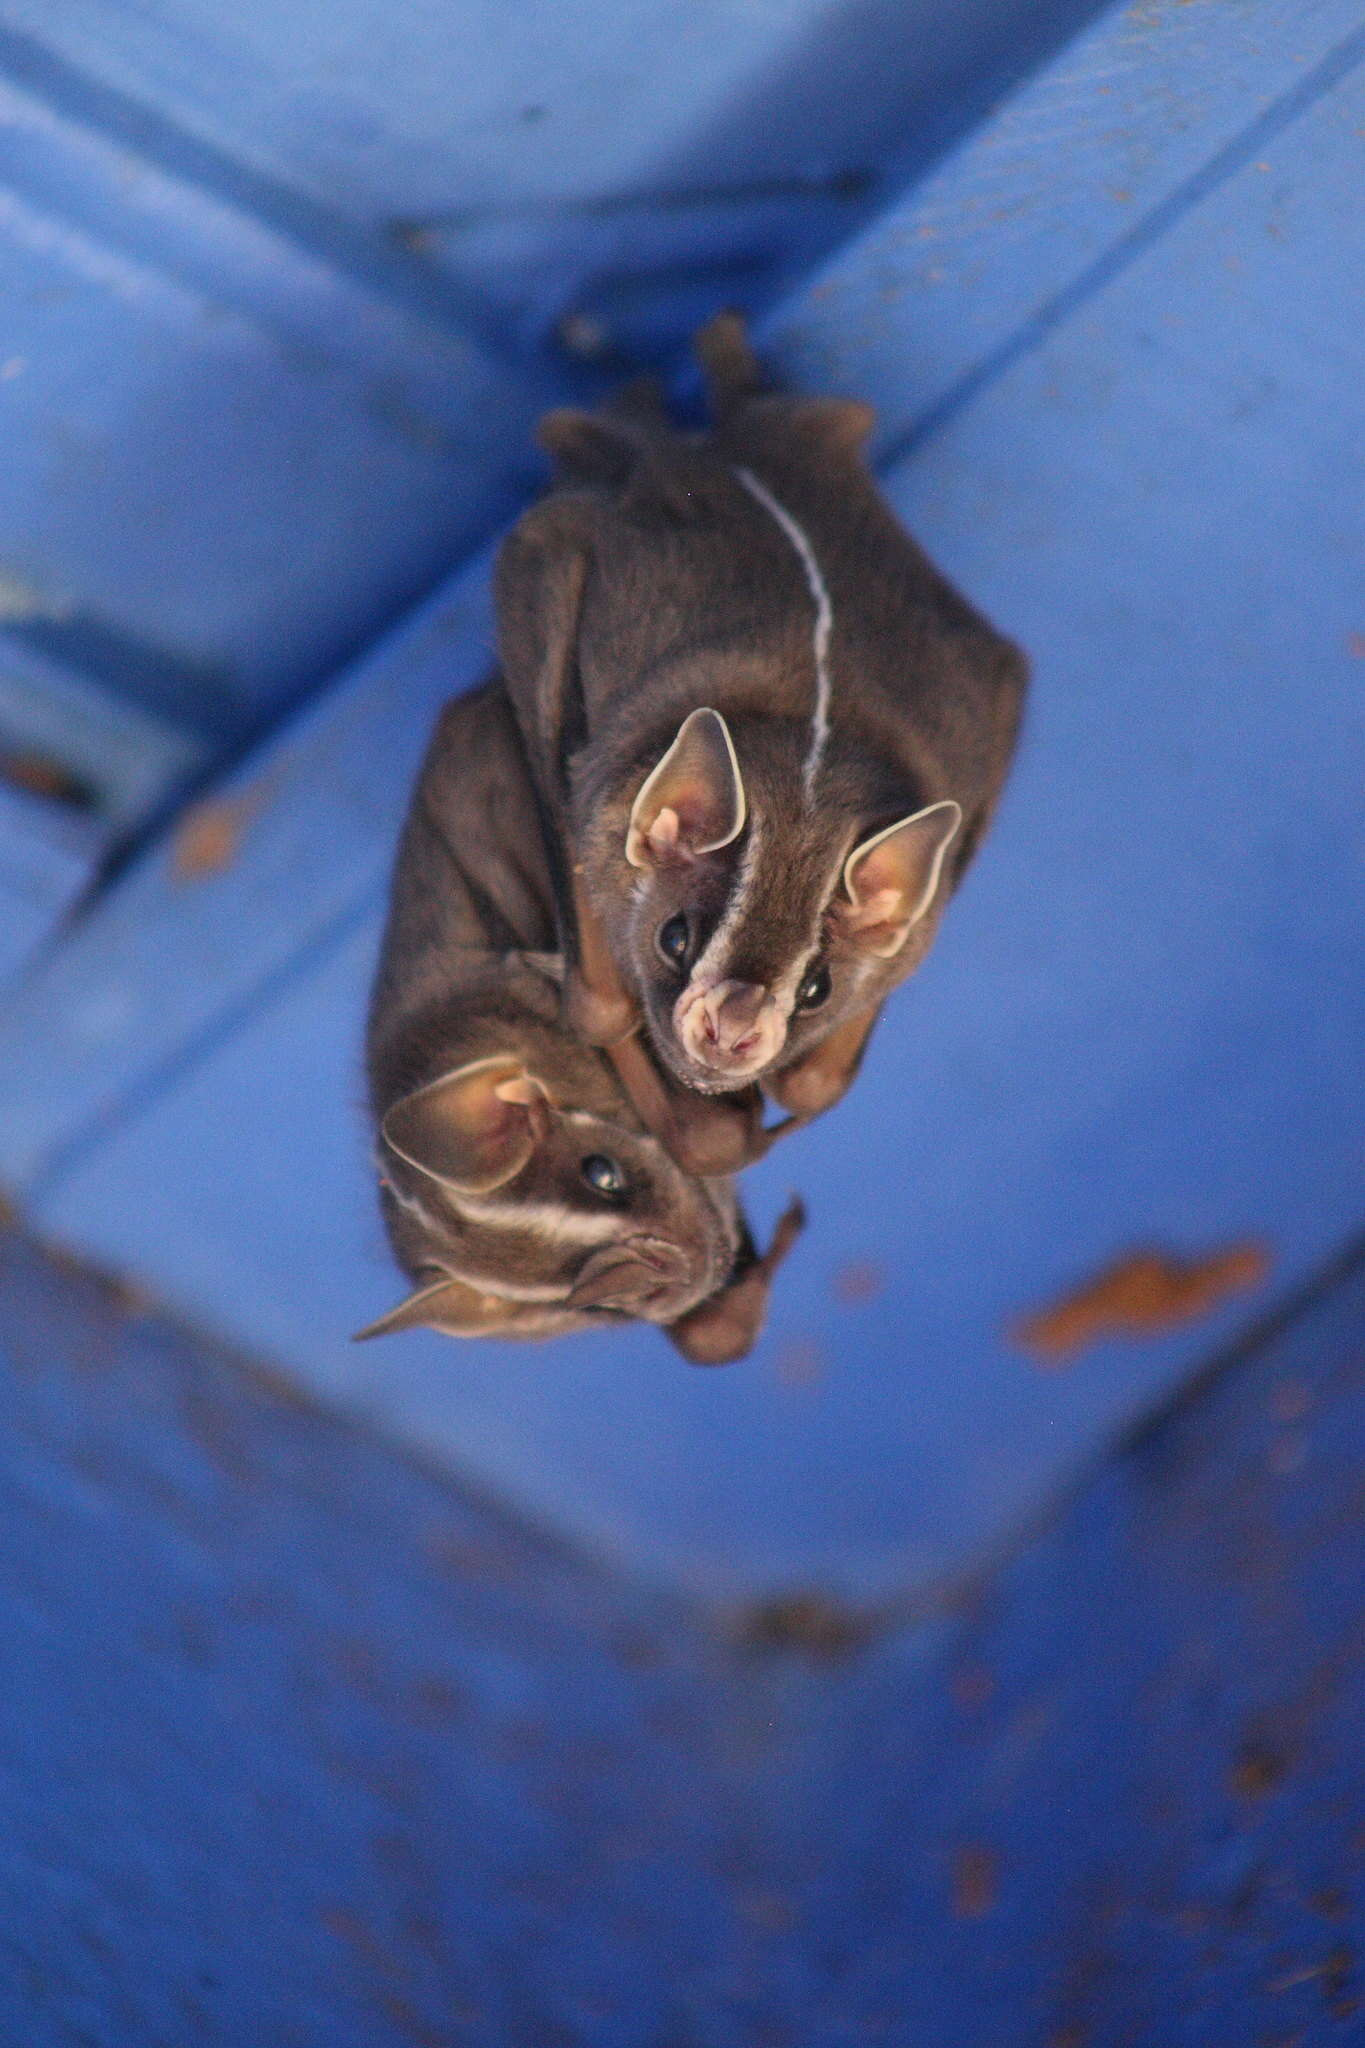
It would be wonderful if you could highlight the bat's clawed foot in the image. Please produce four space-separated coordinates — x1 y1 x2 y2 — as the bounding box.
765 1008 880 1121
765 1059 848 1121
562 970 639 1048
659 1095 761 1178
666 1194 807 1367
662 1084 805 1176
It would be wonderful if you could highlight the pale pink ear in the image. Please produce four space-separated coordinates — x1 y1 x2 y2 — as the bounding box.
625 708 746 869
352 1272 526 1341
380 1055 550 1194
840 800 962 958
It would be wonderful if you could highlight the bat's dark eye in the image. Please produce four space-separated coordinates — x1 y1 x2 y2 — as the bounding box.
795 961 832 1012
656 912 691 970
580 1154 627 1201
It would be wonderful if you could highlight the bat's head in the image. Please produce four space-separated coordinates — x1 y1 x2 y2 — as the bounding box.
610 706 962 1096
357 1041 742 1342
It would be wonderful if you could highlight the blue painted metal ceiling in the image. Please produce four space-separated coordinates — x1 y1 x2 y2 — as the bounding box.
2 1220 1362 2045
0 0 1360 1600
0 0 1098 956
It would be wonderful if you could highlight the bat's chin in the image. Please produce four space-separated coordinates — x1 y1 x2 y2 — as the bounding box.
674 1054 767 1096
651 1028 768 1097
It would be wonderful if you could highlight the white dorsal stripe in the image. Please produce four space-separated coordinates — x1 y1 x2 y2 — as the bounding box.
734 465 833 802
692 810 763 988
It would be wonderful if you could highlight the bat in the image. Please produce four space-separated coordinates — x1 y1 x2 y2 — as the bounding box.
359 676 803 1362
496 314 1028 1130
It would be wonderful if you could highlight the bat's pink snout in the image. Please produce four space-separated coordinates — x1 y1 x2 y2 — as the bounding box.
675 978 787 1078
699 987 760 1056
566 1236 692 1314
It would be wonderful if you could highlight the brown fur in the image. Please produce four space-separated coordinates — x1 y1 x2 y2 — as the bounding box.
362 678 801 1358
496 314 1028 1118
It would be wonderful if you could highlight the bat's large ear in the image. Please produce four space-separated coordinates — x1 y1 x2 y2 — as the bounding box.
353 1273 527 1342
626 708 746 868
695 311 766 413
537 405 698 521
666 1195 806 1366
839 800 962 958
788 396 877 458
538 408 651 488
380 1056 549 1195
698 312 874 452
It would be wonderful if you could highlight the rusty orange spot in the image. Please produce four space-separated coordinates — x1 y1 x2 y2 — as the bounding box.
170 792 260 882
1271 1380 1312 1422
1348 631 1365 660
318 1904 372 1952
0 749 94 809
774 1336 826 1388
950 1662 996 1712
1013 1241 1270 1366
833 1257 885 1304
1231 1742 1290 1801
951 1844 999 1919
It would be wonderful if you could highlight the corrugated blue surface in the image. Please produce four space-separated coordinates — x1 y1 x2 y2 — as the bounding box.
0 0 1101 972
0 0 1095 769
0 783 95 985
1 0 1101 359
0 1224 741 2048
0 0 1361 1598
2 1218 1361 2044
0 46 556 747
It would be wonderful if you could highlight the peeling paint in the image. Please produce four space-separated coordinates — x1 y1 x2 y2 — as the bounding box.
1013 1241 1271 1364
169 789 265 883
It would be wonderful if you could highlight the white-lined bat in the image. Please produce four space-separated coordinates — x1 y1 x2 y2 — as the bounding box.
497 315 1027 1135
360 677 802 1363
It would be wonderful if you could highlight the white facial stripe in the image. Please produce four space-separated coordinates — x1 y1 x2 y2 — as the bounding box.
448 1189 635 1248
384 1153 635 1310
441 1269 570 1307
766 837 854 1013
383 1176 445 1238
734 465 833 804
767 948 813 1018
684 827 852 1027
691 811 763 990
390 1147 639 1256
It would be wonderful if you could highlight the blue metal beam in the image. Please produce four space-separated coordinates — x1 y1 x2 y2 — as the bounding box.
0 1219 1360 2043
1 0 1361 1599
